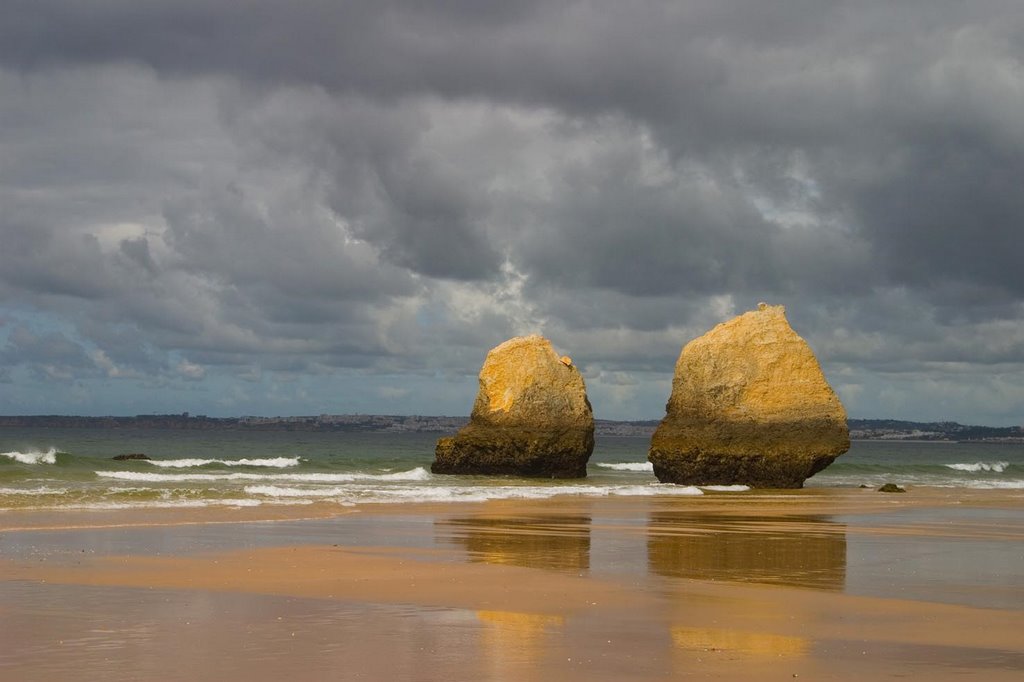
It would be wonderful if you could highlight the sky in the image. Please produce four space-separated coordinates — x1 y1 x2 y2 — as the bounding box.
1 1 1022 425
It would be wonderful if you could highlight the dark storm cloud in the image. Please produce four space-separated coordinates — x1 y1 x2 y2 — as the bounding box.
0 219 116 299
4 1 1021 299
0 1 1022 421
0 326 95 381
221 88 504 281
822 132 1024 296
163 184 416 302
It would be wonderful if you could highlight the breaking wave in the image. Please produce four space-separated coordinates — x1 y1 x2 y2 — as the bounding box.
244 482 706 504
97 467 433 483
596 462 654 472
1 448 58 465
0 486 68 495
147 457 302 469
945 461 1009 473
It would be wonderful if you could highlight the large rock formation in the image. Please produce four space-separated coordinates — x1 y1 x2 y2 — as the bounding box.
649 303 849 488
432 335 594 478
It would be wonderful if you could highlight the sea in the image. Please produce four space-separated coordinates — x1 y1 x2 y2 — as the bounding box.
1 428 1023 512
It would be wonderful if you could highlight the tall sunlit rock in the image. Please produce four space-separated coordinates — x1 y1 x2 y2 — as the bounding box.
432 335 594 478
649 303 849 488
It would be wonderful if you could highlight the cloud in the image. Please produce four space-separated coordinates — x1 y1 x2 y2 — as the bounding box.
176 359 206 381
1 325 91 372
0 2 1022 423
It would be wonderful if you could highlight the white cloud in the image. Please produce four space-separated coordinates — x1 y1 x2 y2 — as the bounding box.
177 359 206 381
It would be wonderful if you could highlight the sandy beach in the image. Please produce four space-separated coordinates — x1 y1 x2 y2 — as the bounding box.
3 488 1023 681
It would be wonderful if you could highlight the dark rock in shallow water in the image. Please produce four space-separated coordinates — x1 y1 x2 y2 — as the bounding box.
878 483 906 493
112 453 150 461
432 335 594 478
434 427 594 478
649 304 850 488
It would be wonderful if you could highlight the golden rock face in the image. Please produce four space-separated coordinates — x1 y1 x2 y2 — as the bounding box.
650 304 849 488
473 335 592 428
433 335 594 478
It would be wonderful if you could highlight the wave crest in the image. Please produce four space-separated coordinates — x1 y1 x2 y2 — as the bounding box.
147 457 301 469
0 486 68 495
945 461 1009 473
596 462 654 472
1 448 58 465
97 466 431 483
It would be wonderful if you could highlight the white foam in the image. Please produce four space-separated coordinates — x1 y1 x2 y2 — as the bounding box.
372 467 432 481
596 462 654 472
244 481 705 504
96 466 432 483
1 448 58 465
609 485 704 496
147 457 302 468
44 498 281 511
945 461 1010 473
385 483 704 502
941 479 1024 489
245 485 349 498
0 486 68 496
701 485 751 492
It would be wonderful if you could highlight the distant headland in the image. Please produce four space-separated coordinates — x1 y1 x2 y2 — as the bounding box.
0 413 1021 442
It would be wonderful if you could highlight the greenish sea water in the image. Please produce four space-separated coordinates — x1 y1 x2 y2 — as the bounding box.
1 428 1022 511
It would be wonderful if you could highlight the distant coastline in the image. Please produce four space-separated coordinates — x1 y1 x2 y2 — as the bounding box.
0 414 1021 442
0 412 653 437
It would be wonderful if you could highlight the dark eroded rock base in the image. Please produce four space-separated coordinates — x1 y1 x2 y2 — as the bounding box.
649 449 839 489
432 427 594 478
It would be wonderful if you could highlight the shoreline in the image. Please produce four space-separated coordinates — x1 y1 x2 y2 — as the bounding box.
3 489 1023 680
2 484 1022 532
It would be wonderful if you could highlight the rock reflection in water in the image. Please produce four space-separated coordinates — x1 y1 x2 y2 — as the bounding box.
672 626 808 658
438 515 591 573
477 610 564 678
647 514 846 590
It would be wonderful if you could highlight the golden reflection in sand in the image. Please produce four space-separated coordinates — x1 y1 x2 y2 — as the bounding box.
648 513 846 590
671 626 808 657
438 515 591 573
477 610 565 680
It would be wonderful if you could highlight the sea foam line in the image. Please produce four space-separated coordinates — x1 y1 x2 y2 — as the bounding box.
97 467 432 483
10 498 299 512
243 482 706 503
0 486 68 496
596 462 654 472
146 457 301 469
1 448 58 465
937 479 1024 489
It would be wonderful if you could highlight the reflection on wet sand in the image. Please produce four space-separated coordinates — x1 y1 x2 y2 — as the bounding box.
477 610 565 680
648 513 847 590
672 626 808 658
437 515 591 573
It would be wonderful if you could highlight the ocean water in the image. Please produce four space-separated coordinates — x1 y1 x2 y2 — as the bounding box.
1 428 1022 511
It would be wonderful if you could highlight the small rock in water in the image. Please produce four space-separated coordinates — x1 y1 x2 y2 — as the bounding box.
878 483 906 493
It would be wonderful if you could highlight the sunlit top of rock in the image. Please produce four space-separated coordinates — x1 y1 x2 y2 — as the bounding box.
664 303 847 427
471 334 592 429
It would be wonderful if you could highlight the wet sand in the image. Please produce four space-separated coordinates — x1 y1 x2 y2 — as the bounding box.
2 488 1024 680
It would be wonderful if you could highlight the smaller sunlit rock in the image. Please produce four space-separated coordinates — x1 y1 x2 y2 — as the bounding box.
432 335 594 478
